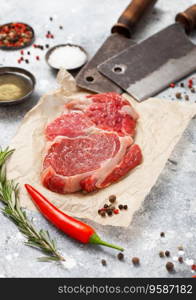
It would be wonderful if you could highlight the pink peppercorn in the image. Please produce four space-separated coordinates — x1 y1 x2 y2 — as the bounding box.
192 264 196 271
114 209 119 214
36 56 40 60
170 83 175 88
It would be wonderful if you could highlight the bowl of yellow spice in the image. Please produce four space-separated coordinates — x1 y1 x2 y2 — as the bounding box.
0 67 35 105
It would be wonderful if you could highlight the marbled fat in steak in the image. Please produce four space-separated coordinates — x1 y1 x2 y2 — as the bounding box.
41 92 142 194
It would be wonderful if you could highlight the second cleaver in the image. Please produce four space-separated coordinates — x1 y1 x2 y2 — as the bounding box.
76 0 157 94
98 4 196 102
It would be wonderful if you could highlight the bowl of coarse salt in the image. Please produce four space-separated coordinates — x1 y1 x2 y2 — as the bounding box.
45 44 88 71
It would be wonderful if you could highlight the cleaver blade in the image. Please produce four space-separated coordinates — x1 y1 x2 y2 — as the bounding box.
98 4 196 102
76 0 157 94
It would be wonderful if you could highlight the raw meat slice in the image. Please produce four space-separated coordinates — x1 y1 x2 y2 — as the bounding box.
42 133 133 193
81 144 142 192
42 92 142 194
45 112 94 140
65 92 138 137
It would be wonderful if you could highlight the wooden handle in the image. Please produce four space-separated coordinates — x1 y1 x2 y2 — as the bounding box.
112 0 157 38
176 4 196 34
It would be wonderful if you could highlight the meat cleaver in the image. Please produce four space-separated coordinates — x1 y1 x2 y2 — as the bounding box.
98 4 196 102
76 0 157 94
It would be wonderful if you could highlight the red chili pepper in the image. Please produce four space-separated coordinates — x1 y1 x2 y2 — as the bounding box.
25 184 124 251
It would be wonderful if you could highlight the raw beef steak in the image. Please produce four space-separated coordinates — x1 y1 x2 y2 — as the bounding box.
41 92 142 194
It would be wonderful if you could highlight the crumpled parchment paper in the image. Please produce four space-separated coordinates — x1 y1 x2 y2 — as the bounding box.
7 69 196 227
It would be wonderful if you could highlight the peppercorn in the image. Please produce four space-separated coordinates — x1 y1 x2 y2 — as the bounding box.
166 262 174 272
109 195 116 203
100 211 106 217
170 83 175 88
160 232 165 237
191 264 196 271
118 204 123 210
36 56 40 60
20 50 24 55
117 252 124 260
114 209 119 214
27 51 30 55
165 250 170 257
123 205 128 210
98 209 101 215
178 246 184 251
180 83 184 87
191 88 195 93
178 257 183 263
17 59 21 64
104 204 108 209
101 259 107 266
59 25 63 30
185 95 189 101
25 59 29 64
159 251 164 258
51 34 54 39
132 257 140 265
50 17 53 21
107 210 113 216
175 92 182 99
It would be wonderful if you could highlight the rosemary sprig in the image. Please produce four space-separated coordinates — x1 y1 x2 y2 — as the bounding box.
0 147 65 262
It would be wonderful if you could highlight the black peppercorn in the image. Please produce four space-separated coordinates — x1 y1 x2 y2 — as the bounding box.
101 259 107 266
160 232 165 237
107 210 113 216
165 250 170 257
45 44 49 48
25 59 29 64
166 262 174 272
178 256 183 263
159 251 164 258
109 195 116 203
100 211 106 217
118 204 123 210
104 204 108 209
117 253 124 260
123 205 128 210
132 257 140 265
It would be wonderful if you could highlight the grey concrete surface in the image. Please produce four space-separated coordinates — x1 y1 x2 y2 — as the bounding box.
0 0 196 278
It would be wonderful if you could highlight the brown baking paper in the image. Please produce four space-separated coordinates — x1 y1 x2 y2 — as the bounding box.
7 69 196 227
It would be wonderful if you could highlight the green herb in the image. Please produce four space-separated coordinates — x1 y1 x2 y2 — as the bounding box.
0 148 64 262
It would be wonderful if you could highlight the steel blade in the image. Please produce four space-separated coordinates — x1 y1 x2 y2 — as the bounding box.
76 33 136 94
98 23 196 101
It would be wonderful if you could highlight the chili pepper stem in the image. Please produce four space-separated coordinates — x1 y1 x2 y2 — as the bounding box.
89 233 124 251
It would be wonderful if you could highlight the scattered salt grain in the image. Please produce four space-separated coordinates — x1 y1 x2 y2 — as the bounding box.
59 253 77 270
178 250 185 256
185 259 194 266
5 254 12 261
172 256 178 262
48 45 87 70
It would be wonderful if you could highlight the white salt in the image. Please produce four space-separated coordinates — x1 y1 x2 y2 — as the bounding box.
48 45 87 70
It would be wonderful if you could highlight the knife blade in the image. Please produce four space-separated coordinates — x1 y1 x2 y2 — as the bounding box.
98 4 196 102
76 0 157 94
